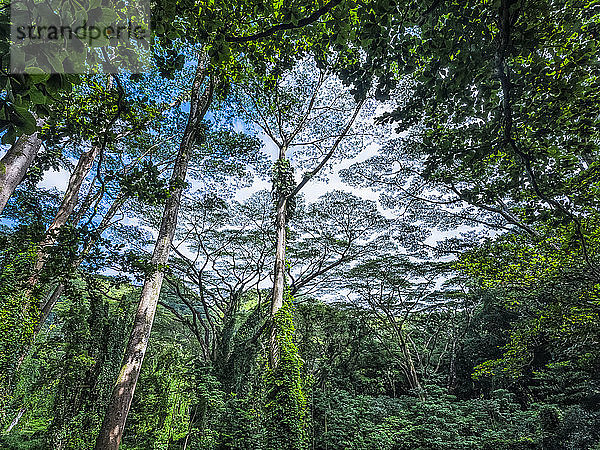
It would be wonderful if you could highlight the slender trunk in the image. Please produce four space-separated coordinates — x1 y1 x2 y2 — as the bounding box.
0 127 44 215
401 342 422 396
28 145 101 288
394 329 423 399
266 99 364 368
182 404 198 450
5 407 26 433
28 73 122 290
95 59 213 450
71 175 99 224
447 338 457 394
266 94 364 369
269 158 288 368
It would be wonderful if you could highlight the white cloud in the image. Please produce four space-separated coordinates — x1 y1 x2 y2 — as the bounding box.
38 166 71 192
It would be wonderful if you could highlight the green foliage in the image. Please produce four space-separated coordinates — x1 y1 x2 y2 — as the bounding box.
1 275 133 449
150 0 371 83
217 394 265 450
0 238 38 413
118 161 175 206
47 278 132 449
121 306 226 450
0 73 77 144
2 1 600 449
312 387 542 450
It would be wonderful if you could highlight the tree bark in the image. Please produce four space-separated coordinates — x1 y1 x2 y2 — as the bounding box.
269 189 287 368
95 58 213 450
0 127 44 215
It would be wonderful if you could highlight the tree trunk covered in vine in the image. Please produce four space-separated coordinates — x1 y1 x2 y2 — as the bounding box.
95 59 213 450
269 188 287 368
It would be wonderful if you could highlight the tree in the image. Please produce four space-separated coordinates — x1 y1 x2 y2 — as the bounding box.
95 55 215 449
227 57 380 366
0 129 44 215
346 257 443 397
162 190 399 375
288 190 402 298
340 2 600 400
343 0 600 268
165 191 274 367
27 73 184 323
0 71 191 387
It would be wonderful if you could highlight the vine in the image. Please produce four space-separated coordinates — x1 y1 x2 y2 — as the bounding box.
0 244 39 417
263 290 309 450
272 158 297 220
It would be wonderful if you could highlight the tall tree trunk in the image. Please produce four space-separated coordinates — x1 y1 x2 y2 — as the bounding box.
269 191 287 368
266 99 364 368
0 127 44 215
95 59 213 450
28 145 101 288
269 145 290 369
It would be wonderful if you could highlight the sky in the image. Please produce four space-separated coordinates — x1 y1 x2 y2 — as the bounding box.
0 64 463 260
26 123 455 249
